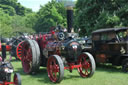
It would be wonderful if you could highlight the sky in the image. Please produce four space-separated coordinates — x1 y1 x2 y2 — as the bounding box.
18 0 51 12
18 0 77 12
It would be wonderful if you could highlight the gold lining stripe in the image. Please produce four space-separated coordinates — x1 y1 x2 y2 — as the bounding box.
66 6 73 10
1 43 6 45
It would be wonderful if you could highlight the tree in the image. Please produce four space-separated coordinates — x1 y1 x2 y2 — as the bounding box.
24 13 38 28
0 0 34 37
75 0 128 36
0 0 32 16
34 0 66 32
11 15 35 33
0 4 16 15
0 9 12 37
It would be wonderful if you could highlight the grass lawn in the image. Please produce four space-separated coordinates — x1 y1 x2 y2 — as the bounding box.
11 59 128 85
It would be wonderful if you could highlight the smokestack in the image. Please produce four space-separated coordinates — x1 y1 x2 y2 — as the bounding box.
67 6 73 33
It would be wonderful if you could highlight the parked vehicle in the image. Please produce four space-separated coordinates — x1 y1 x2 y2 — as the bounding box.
0 38 22 85
90 27 128 72
0 60 21 85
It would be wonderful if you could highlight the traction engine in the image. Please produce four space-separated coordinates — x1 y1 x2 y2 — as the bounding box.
19 26 96 83
0 38 21 85
18 2 96 83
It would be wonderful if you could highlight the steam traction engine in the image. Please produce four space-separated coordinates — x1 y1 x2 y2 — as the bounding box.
19 2 95 82
9 32 30 60
20 26 96 83
0 38 21 85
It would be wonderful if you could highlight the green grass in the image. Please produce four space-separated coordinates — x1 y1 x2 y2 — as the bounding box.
10 59 128 85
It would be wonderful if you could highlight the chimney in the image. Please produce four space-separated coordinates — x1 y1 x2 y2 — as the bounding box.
67 6 73 33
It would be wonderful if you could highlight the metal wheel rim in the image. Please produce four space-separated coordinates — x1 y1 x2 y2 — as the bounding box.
47 56 60 82
78 53 92 77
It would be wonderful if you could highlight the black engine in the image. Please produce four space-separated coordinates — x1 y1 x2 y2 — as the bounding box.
0 61 13 81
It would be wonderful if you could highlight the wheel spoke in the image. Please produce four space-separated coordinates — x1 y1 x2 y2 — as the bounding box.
53 58 56 64
23 48 28 52
14 76 18 85
22 42 31 73
54 72 57 80
85 69 89 75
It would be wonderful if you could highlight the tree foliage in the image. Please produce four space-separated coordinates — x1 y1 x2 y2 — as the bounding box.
0 9 34 37
24 13 38 28
0 0 32 16
0 9 12 37
75 0 128 36
11 15 35 33
0 4 16 15
34 0 66 32
0 0 34 37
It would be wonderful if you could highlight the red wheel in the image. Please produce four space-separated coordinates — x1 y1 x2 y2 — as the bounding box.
14 73 21 85
21 39 40 74
16 41 24 60
78 52 95 77
47 55 64 83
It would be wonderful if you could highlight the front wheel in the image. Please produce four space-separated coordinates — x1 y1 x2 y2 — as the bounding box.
47 55 64 83
78 52 96 77
14 73 21 85
122 58 128 72
6 73 11 82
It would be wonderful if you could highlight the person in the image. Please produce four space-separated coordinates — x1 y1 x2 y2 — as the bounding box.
123 30 128 41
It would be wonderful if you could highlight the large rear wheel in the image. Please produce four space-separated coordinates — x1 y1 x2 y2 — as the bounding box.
47 55 64 83
78 52 96 77
21 39 40 74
